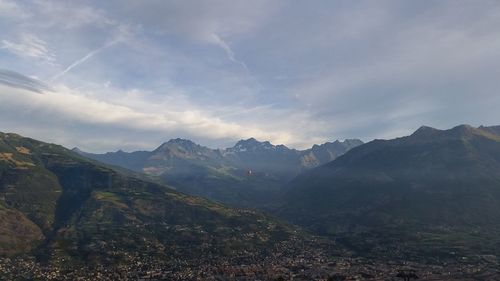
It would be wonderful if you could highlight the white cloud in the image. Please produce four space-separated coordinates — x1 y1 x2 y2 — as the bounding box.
0 74 307 151
1 34 55 63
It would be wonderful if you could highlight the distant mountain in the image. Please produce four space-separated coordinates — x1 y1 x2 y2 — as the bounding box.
76 138 362 208
279 125 500 259
77 149 151 172
0 132 302 269
223 138 363 172
299 139 364 168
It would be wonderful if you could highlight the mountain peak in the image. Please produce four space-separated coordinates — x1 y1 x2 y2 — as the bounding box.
155 138 198 151
311 139 363 150
150 138 219 162
410 125 484 142
412 125 439 137
235 137 260 145
450 124 475 133
167 138 197 145
232 138 279 152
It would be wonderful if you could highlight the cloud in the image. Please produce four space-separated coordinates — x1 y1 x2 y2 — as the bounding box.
0 70 304 152
272 0 500 140
93 0 279 70
1 34 55 63
0 69 51 93
2 1 500 152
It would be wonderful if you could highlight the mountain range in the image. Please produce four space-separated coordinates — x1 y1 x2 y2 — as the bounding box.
76 138 363 208
3 124 500 278
74 125 500 261
279 125 500 259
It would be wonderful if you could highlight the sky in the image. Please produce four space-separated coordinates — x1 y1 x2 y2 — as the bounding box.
1 0 500 152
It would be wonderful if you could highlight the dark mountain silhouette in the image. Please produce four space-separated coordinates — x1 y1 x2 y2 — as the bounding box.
279 125 500 259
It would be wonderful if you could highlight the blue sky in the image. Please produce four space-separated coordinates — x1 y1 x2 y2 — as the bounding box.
1 0 500 152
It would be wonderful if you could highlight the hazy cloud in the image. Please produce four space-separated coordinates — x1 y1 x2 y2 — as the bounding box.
0 71 302 151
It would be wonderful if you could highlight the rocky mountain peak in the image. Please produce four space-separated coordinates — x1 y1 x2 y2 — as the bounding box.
154 138 200 152
232 138 278 152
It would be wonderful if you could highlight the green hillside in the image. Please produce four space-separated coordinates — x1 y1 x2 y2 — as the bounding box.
0 132 299 271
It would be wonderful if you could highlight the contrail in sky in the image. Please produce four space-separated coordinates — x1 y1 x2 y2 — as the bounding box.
211 33 250 74
50 41 116 82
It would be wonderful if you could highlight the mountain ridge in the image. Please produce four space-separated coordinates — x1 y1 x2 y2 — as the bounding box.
75 137 363 207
